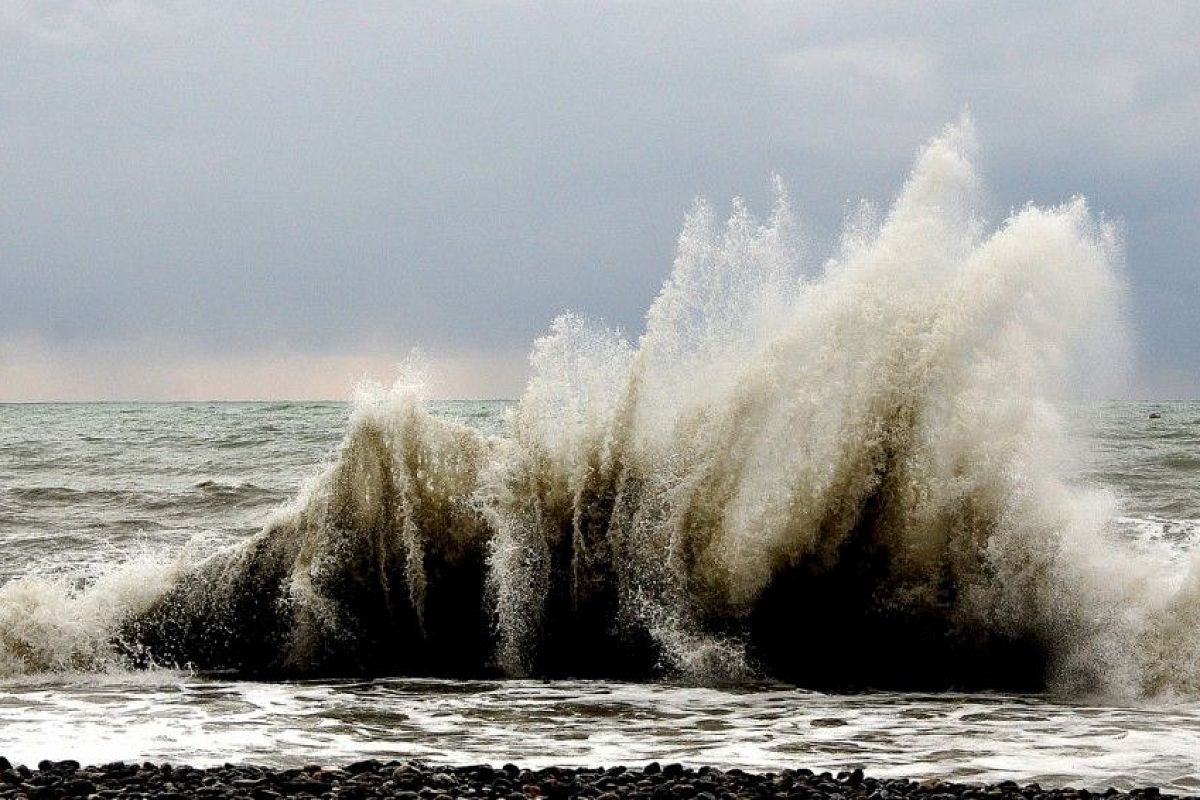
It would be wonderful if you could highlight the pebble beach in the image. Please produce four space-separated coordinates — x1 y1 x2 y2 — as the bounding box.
0 760 1189 800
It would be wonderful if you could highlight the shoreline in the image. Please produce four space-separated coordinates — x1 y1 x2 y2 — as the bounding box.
0 760 1187 800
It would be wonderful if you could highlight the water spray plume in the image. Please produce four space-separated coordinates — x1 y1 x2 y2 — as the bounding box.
4 118 1192 697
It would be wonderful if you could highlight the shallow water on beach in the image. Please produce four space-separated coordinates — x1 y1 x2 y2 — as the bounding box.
1 401 1198 790
0 677 1198 793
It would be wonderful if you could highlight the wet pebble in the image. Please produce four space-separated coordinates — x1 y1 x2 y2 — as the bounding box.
0 759 1187 800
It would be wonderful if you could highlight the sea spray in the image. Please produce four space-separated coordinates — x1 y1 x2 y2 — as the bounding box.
3 117 1196 695
0 556 181 675
123 383 497 676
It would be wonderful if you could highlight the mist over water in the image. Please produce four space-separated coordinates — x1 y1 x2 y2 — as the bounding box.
1 120 1198 710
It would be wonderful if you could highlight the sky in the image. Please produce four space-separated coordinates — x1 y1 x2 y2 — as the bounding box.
1 1 1197 400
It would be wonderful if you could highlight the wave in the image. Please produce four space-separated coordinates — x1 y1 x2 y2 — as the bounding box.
3 117 1198 695
189 480 281 503
4 487 137 504
0 558 182 675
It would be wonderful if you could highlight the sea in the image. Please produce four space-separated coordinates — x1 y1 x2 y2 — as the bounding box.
2 121 1198 792
0 400 1197 791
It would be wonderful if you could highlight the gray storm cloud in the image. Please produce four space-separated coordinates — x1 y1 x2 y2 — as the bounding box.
0 1 1197 399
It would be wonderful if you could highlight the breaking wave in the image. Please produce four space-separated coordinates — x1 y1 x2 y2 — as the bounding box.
3 118 1198 696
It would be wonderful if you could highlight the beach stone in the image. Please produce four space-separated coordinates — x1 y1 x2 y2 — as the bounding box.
62 778 96 795
431 772 457 788
0 760 1179 800
281 778 328 793
345 759 381 775
542 777 573 799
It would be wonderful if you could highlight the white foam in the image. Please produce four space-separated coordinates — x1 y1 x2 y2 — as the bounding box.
0 556 183 677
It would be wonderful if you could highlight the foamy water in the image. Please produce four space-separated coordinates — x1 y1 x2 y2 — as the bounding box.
2 119 1199 788
0 676 1198 792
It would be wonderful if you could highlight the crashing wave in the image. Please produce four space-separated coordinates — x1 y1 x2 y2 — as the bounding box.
4 117 1198 695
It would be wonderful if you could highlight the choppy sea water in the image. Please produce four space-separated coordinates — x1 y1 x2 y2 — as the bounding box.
0 401 1198 791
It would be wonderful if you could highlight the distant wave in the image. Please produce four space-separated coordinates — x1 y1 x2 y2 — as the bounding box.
4 118 1198 696
5 487 136 503
190 480 280 502
3 483 279 510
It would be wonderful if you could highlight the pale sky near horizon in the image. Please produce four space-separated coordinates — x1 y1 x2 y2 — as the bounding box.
1 2 1198 401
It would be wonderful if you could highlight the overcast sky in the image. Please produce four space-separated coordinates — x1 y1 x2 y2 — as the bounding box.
1 1 1197 400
